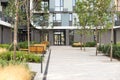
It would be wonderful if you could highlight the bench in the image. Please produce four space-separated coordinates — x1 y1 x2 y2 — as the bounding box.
29 46 45 54
34 44 47 52
19 48 28 51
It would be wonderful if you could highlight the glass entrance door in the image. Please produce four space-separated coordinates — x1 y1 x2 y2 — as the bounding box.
54 31 65 45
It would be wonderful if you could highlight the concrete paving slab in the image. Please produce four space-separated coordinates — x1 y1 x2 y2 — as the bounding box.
28 46 120 80
46 46 120 80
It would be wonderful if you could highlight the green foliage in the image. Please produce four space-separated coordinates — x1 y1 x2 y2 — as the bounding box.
18 41 28 49
75 0 113 34
0 59 27 67
4 0 27 26
0 44 10 49
72 41 96 47
85 42 96 47
0 51 42 63
18 41 38 49
35 0 42 11
98 44 120 59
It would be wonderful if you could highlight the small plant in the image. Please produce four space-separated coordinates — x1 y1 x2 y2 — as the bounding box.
98 44 120 60
0 51 43 63
85 42 96 47
0 64 32 80
0 48 7 54
0 44 10 49
18 41 39 49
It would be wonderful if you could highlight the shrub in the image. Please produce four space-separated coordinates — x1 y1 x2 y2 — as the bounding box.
72 41 96 47
97 45 104 51
98 44 120 59
18 41 28 49
0 64 32 80
85 42 96 47
0 48 7 54
0 44 10 49
0 51 42 63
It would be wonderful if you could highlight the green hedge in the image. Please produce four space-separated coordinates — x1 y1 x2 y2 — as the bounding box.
18 41 38 49
85 42 96 47
0 44 10 49
0 51 43 63
98 45 120 59
72 41 96 47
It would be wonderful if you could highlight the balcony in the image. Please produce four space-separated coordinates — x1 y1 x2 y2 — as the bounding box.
63 8 68 12
53 21 61 26
115 20 120 26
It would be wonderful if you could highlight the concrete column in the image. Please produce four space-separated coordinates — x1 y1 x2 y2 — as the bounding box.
66 29 69 45
49 30 53 45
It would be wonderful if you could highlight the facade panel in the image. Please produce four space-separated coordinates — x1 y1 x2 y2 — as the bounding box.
64 0 72 11
3 27 12 43
116 28 120 42
49 30 54 45
31 29 41 42
49 0 55 11
62 13 69 26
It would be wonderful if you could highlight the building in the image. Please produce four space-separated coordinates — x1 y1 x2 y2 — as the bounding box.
30 0 86 45
0 0 120 45
0 0 12 44
30 0 120 45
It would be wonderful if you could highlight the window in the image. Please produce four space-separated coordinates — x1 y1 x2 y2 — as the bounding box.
69 13 72 21
55 0 60 6
73 0 76 6
53 13 62 26
53 13 61 22
55 0 63 11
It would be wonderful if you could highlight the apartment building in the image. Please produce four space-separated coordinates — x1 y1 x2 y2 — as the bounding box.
0 0 120 45
0 0 12 44
30 0 120 45
31 0 91 45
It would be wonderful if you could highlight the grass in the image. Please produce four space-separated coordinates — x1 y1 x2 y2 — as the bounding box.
0 48 7 54
0 64 32 80
0 51 43 63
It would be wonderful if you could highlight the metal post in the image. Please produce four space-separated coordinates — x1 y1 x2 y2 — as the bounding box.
41 55 43 73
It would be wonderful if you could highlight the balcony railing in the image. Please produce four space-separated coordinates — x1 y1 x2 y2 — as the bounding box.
115 20 120 26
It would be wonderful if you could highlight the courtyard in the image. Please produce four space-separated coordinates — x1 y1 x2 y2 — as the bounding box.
29 46 120 80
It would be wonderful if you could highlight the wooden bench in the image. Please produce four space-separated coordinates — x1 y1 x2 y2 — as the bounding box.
41 41 49 46
29 46 44 54
34 44 47 52
19 48 28 51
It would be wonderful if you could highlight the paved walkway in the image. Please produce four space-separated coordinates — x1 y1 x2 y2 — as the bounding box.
29 46 120 80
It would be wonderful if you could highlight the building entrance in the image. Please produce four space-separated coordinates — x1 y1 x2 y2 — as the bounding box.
53 30 65 45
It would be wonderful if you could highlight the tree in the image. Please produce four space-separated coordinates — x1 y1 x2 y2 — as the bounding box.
75 0 92 51
25 0 30 53
89 0 113 56
32 1 49 42
75 0 113 56
4 0 27 60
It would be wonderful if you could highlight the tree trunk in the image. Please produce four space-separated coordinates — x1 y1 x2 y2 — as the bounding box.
13 0 19 60
110 12 114 61
83 29 86 51
96 28 98 56
98 29 102 53
26 0 30 53
80 31 83 50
